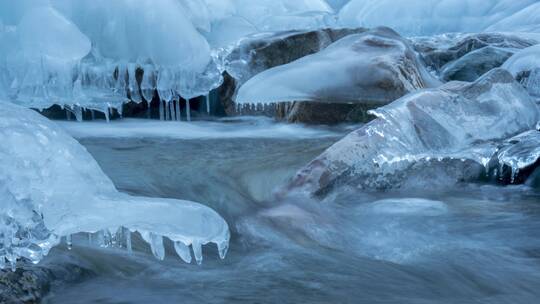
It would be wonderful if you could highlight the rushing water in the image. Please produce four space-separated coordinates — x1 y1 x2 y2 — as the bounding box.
41 118 540 304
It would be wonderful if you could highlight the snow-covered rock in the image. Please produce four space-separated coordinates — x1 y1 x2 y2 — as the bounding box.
284 69 540 195
0 101 230 269
236 27 439 124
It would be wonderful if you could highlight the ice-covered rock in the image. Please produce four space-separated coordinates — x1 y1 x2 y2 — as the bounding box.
496 130 540 184
338 0 540 36
440 47 516 82
0 101 230 269
284 69 540 195
413 33 535 73
220 27 365 116
503 45 540 99
236 27 439 124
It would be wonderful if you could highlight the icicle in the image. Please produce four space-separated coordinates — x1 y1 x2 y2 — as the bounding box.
217 241 229 260
165 100 170 121
66 234 72 250
186 99 191 121
128 64 142 103
159 100 165 121
74 105 83 122
9 257 16 272
111 227 122 248
191 240 203 265
511 167 520 184
66 110 72 121
141 65 156 102
0 257 5 270
88 233 93 245
103 229 113 247
174 241 192 264
90 110 95 120
175 99 181 121
125 228 132 253
205 94 210 114
168 100 174 120
104 106 110 123
141 232 165 260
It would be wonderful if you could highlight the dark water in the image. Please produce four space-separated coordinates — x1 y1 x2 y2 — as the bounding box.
43 119 540 304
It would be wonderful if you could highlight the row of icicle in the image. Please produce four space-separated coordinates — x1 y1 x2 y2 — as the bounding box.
64 95 211 123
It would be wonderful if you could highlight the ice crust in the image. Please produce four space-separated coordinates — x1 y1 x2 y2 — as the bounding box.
0 101 230 269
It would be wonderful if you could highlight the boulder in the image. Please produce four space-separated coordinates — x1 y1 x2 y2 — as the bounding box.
414 32 535 72
440 46 515 82
283 69 540 196
235 27 439 124
219 27 366 116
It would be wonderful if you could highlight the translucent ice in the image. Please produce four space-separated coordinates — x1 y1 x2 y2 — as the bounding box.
0 101 230 269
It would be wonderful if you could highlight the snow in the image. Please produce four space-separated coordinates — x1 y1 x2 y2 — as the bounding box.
0 101 230 269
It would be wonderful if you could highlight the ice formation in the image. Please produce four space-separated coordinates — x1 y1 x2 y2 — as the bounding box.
236 27 438 106
0 101 230 270
286 69 540 195
503 45 540 98
338 0 540 36
0 0 342 117
2 0 540 116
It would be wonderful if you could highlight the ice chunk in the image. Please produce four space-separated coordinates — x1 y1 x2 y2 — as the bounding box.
0 101 230 268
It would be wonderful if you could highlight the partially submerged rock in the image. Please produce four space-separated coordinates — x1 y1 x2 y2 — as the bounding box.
284 69 540 196
219 28 366 115
236 27 439 124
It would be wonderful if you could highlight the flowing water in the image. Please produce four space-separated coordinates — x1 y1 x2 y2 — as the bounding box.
41 118 540 304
